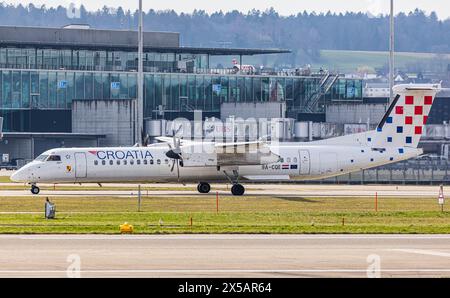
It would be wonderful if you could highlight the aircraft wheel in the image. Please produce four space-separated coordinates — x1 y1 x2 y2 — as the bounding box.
231 184 245 196
31 185 40 195
198 182 211 194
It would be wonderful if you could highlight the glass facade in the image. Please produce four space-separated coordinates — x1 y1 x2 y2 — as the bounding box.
326 79 363 101
0 47 208 73
0 69 361 114
0 45 363 132
0 70 137 109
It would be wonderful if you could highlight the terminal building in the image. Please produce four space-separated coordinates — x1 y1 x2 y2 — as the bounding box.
0 25 362 162
0 25 449 183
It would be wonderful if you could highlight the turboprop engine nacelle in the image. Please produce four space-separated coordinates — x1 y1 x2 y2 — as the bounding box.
180 142 280 168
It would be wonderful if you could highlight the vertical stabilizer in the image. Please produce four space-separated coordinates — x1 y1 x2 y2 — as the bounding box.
371 84 441 148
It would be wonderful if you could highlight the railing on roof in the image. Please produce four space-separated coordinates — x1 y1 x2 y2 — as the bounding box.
0 62 336 78
192 67 335 78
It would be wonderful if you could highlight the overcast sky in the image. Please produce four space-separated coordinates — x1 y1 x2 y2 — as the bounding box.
4 0 450 20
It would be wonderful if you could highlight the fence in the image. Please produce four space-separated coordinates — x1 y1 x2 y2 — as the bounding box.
318 159 450 185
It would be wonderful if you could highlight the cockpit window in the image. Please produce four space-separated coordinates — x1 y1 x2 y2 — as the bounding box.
35 155 48 162
47 155 61 161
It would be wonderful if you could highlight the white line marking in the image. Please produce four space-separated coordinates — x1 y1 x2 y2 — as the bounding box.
390 249 450 258
0 269 449 274
10 235 450 241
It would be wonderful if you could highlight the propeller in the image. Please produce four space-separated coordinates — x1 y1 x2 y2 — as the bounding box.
166 128 183 182
141 129 150 147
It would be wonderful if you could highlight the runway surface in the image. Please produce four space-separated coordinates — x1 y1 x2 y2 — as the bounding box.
0 184 443 197
0 235 449 278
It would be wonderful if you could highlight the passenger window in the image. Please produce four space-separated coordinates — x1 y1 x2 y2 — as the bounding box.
102 160 106 165
287 158 291 163
116 160 121 165
280 158 284 163
143 160 148 165
137 160 141 165
293 158 298 163
47 155 61 161
94 160 98 166
123 160 127 165
109 160 113 165
165 159 169 164
150 160 154 165
130 160 134 165
157 159 161 165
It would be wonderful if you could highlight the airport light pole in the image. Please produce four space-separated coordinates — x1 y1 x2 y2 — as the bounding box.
137 0 144 145
389 0 395 101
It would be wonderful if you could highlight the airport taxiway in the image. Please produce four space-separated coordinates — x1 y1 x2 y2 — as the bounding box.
0 184 444 197
0 234 449 278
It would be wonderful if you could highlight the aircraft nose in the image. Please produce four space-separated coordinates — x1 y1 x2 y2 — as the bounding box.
10 168 26 182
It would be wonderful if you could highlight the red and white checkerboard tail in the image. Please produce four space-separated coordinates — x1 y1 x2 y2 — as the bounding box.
372 84 442 149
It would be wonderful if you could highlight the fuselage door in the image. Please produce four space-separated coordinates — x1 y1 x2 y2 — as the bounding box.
74 152 87 178
299 150 310 175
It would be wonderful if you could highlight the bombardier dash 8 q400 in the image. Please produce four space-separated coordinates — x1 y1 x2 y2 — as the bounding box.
11 84 444 196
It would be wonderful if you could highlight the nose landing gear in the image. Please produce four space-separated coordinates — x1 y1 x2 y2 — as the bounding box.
30 185 40 195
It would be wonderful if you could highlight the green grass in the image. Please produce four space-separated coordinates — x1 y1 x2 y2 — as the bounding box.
0 195 448 234
0 176 12 183
317 50 450 73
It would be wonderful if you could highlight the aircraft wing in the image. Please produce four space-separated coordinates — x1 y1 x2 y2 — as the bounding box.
214 140 270 153
154 137 202 146
154 136 173 143
180 140 280 167
155 138 280 167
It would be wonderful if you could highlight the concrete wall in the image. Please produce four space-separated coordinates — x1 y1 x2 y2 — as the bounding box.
0 26 180 48
326 103 388 125
221 102 286 120
72 99 136 146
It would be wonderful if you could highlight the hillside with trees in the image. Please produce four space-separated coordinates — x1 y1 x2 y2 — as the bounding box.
1 3 449 68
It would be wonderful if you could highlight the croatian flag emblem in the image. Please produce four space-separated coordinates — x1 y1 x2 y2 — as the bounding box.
282 164 290 170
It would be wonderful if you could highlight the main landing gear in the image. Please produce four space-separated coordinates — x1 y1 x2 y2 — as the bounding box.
224 170 246 196
30 185 40 195
197 181 245 196
197 182 211 194
231 184 245 196
197 170 246 196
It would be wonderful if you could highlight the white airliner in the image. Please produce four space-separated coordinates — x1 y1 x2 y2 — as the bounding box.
11 84 442 196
